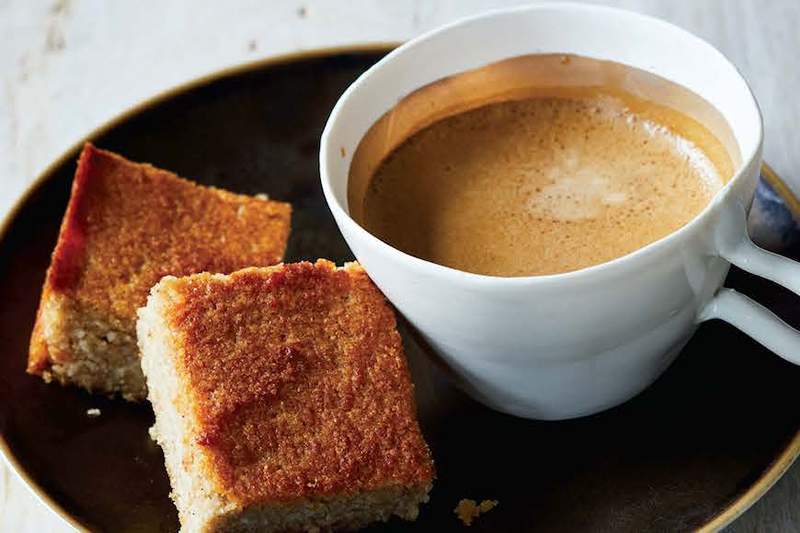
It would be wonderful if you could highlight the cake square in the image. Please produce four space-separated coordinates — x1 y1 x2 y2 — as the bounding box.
137 260 434 532
28 144 291 400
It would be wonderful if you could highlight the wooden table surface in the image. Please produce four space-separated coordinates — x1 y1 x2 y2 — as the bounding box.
2 1 799 531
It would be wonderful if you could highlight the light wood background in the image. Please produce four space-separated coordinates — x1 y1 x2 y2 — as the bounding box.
2 1 799 531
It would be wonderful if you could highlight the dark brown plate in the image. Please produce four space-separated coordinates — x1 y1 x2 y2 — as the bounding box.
2 46 800 533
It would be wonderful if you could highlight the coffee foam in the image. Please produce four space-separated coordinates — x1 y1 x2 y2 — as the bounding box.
525 96 723 223
359 94 731 277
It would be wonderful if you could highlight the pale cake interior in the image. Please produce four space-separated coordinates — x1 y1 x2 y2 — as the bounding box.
40 294 144 401
139 283 233 530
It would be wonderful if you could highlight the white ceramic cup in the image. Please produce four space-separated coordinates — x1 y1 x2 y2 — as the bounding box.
320 3 800 420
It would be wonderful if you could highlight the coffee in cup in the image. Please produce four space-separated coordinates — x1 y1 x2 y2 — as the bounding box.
348 54 736 276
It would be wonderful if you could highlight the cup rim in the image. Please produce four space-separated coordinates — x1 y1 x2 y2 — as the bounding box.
319 2 764 287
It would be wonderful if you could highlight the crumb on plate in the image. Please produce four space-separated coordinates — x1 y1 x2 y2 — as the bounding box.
455 498 499 526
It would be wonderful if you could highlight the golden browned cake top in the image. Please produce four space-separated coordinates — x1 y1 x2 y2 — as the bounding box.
48 144 291 324
161 260 434 505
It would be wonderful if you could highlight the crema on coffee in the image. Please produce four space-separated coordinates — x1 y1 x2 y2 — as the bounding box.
349 54 736 277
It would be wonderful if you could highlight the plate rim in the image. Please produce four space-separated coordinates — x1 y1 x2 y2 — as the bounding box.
0 44 797 533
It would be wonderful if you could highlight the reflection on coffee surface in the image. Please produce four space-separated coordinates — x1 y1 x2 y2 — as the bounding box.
349 55 735 277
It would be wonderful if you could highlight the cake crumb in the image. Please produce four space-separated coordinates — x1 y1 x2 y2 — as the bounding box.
86 408 101 417
455 499 498 526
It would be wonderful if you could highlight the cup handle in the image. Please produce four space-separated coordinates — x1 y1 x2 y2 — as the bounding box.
699 202 800 364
